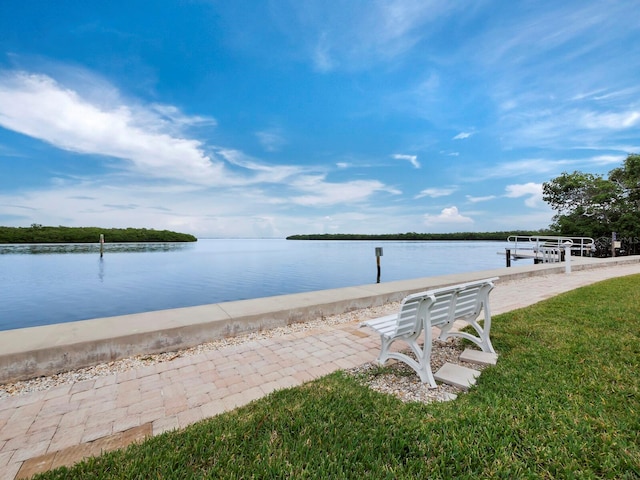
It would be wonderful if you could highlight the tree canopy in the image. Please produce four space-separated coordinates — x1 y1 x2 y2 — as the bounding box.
0 225 197 243
542 153 640 254
287 231 552 241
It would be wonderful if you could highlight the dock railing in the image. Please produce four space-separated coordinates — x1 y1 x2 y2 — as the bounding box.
506 235 595 263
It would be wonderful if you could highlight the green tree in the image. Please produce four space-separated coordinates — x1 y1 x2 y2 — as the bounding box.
609 154 640 210
542 154 640 252
0 226 197 243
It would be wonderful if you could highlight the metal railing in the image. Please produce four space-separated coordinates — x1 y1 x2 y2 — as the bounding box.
506 235 595 263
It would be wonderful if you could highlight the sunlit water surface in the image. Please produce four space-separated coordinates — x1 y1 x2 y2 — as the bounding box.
0 239 517 331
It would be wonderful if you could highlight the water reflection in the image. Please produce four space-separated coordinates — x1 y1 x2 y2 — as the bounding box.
0 242 194 255
98 256 105 282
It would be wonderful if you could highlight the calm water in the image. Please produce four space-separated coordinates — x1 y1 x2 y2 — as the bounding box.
0 239 514 331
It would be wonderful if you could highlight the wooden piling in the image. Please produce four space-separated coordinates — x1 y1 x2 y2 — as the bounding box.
375 247 383 283
100 234 104 257
505 249 511 267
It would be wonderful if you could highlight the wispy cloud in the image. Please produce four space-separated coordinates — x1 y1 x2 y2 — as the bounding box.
580 110 640 130
500 102 640 151
274 0 466 72
313 32 335 73
255 128 287 152
589 155 628 166
466 2 640 154
473 2 627 68
477 153 631 183
392 153 420 168
453 131 473 140
415 187 456 199
149 104 216 130
289 175 400 207
466 194 496 203
216 149 304 185
478 157 585 181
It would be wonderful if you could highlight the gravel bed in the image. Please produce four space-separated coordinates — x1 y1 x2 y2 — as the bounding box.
345 338 488 404
0 300 488 405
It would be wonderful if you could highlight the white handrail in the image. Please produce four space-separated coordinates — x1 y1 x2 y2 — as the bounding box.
506 235 595 263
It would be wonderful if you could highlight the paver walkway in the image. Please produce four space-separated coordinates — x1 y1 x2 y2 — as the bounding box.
2 261 640 479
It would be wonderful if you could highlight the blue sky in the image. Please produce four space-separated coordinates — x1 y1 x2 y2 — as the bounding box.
0 1 638 238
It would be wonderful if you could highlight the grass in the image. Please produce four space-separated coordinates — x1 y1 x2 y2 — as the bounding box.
35 275 640 479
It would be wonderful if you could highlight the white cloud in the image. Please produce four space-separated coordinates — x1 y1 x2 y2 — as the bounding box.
499 102 640 151
0 69 400 192
392 153 420 168
504 182 543 208
466 194 496 203
423 206 473 226
217 149 303 185
0 71 223 184
478 158 571 180
580 110 640 130
289 175 399 207
149 104 216 130
453 131 473 140
415 187 456 199
590 155 626 166
478 154 628 183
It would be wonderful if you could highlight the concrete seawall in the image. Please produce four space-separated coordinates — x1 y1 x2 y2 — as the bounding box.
2 256 639 383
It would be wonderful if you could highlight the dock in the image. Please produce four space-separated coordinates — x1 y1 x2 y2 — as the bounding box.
503 234 595 266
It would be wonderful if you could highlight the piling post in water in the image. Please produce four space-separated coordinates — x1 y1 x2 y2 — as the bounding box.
100 234 104 257
505 249 511 267
375 247 383 283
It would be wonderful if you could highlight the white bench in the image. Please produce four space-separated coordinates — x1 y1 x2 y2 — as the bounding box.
361 277 498 387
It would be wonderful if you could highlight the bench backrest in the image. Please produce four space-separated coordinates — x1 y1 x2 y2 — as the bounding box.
427 280 494 326
392 278 497 337
393 293 428 337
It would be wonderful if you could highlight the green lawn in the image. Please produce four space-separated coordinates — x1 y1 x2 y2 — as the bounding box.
36 275 640 479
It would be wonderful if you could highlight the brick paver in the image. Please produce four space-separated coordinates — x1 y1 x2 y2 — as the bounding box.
2 260 640 479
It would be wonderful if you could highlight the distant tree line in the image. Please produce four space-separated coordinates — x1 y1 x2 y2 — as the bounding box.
0 225 197 243
286 230 554 241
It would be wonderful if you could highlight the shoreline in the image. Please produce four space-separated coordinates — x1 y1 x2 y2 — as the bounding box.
0 301 400 399
3 259 640 479
2 256 639 386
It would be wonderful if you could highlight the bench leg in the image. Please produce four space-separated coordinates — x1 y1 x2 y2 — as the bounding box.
438 301 495 354
376 329 437 387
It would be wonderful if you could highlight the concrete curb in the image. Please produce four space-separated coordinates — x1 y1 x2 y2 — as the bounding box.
2 256 638 383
